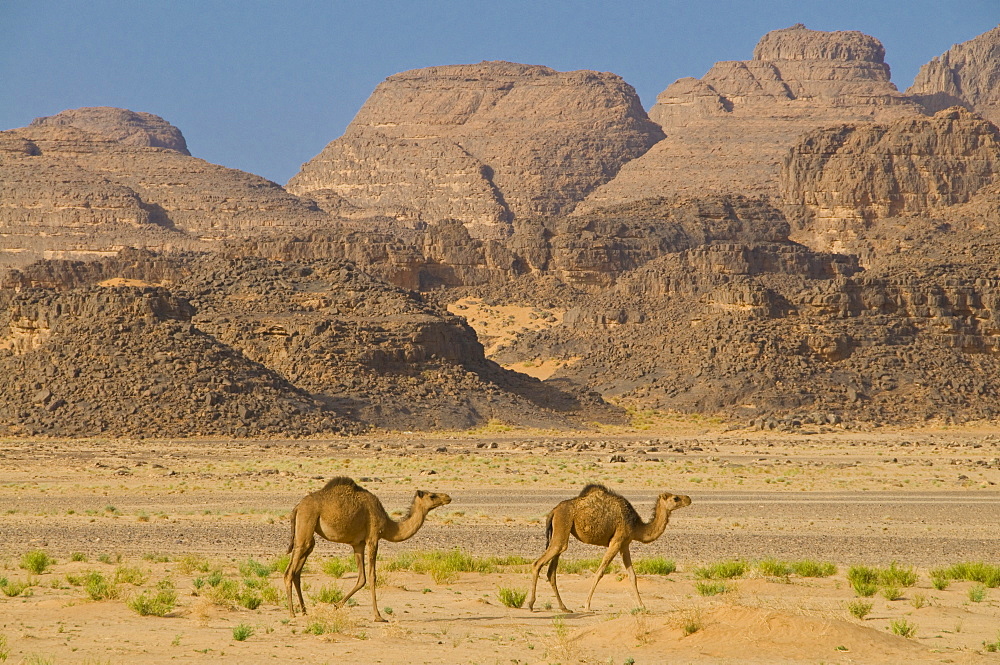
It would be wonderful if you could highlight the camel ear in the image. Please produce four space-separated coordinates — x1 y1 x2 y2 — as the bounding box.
416 489 427 498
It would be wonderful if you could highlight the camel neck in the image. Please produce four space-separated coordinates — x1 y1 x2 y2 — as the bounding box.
633 500 671 543
382 496 427 542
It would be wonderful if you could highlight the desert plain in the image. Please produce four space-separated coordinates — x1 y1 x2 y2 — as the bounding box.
2 422 1000 664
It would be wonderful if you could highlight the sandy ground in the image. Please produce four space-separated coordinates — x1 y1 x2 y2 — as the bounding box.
2 424 1000 663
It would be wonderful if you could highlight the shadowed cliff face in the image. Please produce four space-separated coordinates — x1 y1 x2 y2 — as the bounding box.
287 61 665 237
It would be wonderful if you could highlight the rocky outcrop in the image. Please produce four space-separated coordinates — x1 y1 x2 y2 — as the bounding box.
782 108 1000 254
0 285 354 438
232 196 801 292
578 25 923 212
494 215 1000 426
0 250 622 434
29 107 191 154
907 26 1000 126
0 110 332 268
287 61 664 237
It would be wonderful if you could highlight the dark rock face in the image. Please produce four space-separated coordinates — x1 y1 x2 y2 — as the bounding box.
287 61 664 237
0 250 622 436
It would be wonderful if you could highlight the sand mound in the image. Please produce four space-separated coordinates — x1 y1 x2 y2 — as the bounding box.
568 604 982 664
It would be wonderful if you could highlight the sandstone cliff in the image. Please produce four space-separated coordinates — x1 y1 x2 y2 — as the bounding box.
782 108 1000 255
0 108 331 269
907 26 1000 127
578 25 923 212
30 107 191 154
287 61 664 237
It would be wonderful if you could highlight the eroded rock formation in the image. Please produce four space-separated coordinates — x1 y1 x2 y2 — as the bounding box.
907 26 1000 126
287 61 664 237
0 109 331 269
783 107 1000 254
578 25 923 212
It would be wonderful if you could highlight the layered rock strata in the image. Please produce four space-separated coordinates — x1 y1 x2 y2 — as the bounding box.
578 25 923 212
287 61 664 236
0 109 331 269
783 108 1000 254
907 26 1000 126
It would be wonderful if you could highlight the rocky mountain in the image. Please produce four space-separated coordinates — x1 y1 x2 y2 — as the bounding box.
0 250 621 436
0 108 331 269
783 107 1000 255
287 61 665 237
577 24 924 212
907 26 1000 126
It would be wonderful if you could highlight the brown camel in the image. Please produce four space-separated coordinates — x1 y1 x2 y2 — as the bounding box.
527 483 691 612
284 476 451 621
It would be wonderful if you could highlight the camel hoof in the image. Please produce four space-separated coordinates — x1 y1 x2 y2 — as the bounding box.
373 616 388 623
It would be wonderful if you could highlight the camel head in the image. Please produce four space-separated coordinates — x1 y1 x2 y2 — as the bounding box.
657 492 692 512
415 489 452 512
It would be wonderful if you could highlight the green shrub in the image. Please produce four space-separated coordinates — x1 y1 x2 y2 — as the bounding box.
1 579 31 597
695 581 728 596
232 623 254 641
322 556 357 578
880 562 917 587
847 599 872 619
497 587 527 608
634 557 676 576
847 566 879 596
969 583 987 603
128 589 177 616
84 572 119 600
881 585 902 601
238 592 262 610
0 633 8 662
790 560 837 578
20 550 54 575
314 584 345 604
694 560 747 580
889 618 916 638
756 559 792 578
983 632 1000 653
239 558 275 578
558 557 618 575
70 552 87 562
177 554 212 575
114 565 149 586
941 562 1000 588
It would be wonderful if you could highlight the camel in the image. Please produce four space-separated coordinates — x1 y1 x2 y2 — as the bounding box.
284 476 451 622
527 483 691 613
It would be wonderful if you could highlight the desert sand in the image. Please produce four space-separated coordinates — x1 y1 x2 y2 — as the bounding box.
2 423 1000 663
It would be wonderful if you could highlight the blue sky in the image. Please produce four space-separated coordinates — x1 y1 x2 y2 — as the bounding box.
2 1 997 184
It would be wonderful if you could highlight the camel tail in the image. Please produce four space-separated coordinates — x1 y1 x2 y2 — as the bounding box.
545 511 554 548
286 506 297 554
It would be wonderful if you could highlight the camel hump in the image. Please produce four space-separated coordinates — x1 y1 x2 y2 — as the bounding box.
322 476 362 491
579 483 615 497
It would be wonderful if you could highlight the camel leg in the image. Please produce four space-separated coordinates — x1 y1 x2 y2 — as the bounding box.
285 536 314 617
621 544 644 610
545 555 571 613
528 511 572 612
368 540 386 622
584 538 624 611
337 544 367 608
